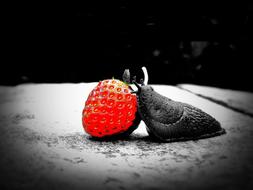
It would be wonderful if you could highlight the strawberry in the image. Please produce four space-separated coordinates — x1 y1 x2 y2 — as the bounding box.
82 79 140 138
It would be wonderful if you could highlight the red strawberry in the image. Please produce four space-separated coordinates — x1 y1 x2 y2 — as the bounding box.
82 79 140 138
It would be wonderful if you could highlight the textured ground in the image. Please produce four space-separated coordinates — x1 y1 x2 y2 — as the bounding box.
178 84 253 117
0 83 253 190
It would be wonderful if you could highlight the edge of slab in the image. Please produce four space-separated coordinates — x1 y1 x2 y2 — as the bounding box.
177 84 253 118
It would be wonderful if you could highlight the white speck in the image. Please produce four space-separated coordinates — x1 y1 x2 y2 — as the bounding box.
196 65 202 70
164 60 169 65
21 76 29 81
153 49 160 57
229 44 236 50
147 23 155 26
210 18 218 25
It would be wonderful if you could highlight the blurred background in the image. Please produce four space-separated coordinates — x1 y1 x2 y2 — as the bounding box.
2 2 252 91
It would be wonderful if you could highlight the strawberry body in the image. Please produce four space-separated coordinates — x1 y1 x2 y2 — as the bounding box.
82 79 140 138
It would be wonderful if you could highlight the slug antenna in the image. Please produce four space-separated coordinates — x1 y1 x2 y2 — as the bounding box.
142 67 149 85
122 69 131 84
133 81 141 91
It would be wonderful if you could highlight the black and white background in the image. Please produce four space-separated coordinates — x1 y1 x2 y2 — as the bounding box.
2 2 252 91
1 2 253 190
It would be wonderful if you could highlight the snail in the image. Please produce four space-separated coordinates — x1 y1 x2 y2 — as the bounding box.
124 67 226 142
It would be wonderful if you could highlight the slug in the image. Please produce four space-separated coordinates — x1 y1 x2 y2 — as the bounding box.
130 67 226 142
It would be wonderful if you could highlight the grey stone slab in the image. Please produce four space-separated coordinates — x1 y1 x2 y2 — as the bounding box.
178 84 253 117
0 83 253 190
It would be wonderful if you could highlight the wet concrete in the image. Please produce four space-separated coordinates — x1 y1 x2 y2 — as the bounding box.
0 83 253 190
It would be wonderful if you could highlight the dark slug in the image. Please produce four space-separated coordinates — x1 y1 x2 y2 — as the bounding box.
131 67 226 142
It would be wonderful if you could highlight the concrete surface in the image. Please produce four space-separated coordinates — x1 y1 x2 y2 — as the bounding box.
178 84 253 117
0 83 253 190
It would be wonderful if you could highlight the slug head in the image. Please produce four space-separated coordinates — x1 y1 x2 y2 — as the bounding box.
132 81 155 104
130 66 154 105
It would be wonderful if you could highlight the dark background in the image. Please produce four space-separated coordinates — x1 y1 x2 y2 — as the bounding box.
2 2 252 91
